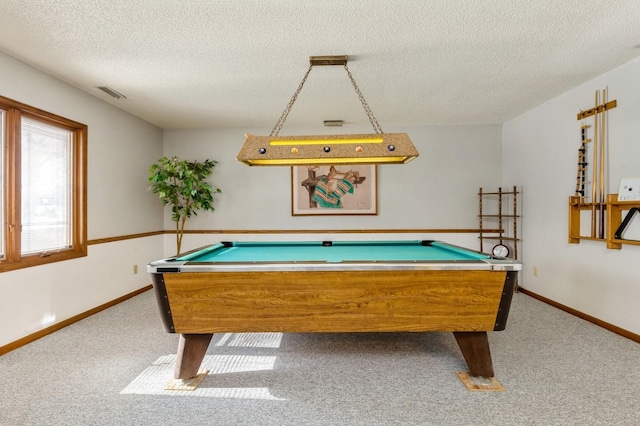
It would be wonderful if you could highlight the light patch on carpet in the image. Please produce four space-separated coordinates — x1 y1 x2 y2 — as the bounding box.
456 371 506 392
121 354 285 400
215 332 283 348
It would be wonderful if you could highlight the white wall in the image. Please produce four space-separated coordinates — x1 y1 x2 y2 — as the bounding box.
0 52 164 347
162 123 504 254
503 56 640 335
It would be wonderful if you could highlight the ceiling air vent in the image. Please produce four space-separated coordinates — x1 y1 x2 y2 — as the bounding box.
97 86 127 99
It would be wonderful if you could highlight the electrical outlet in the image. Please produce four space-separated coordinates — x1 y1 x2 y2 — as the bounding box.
133 264 138 275
533 266 538 277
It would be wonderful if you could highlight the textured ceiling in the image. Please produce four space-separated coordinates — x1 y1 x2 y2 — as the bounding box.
0 0 639 130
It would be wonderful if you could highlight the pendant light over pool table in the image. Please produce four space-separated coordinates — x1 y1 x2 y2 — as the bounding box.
237 55 418 166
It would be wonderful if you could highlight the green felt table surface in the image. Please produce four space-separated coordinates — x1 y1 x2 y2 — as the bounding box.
176 240 490 263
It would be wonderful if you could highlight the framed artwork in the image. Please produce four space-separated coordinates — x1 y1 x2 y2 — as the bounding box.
291 165 377 215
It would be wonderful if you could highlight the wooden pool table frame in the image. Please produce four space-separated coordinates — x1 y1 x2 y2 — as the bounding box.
150 248 519 381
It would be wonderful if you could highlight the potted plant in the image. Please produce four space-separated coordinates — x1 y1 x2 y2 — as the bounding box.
148 156 221 254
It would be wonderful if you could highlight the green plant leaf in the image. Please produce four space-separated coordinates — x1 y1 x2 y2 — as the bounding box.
148 156 221 253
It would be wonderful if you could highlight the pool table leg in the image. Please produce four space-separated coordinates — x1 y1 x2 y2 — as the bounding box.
174 333 213 379
453 331 495 378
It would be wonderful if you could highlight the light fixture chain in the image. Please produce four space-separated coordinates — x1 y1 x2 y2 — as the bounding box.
270 64 314 137
344 64 383 134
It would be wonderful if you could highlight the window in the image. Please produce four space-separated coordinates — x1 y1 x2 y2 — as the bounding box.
0 95 87 272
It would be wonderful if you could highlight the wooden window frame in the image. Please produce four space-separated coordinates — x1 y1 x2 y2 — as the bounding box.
0 95 87 272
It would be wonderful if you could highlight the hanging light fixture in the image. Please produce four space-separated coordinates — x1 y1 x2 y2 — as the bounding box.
237 55 419 166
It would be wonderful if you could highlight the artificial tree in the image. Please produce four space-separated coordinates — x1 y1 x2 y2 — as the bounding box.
148 156 221 254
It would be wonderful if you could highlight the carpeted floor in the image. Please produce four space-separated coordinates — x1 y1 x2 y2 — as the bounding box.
0 289 638 425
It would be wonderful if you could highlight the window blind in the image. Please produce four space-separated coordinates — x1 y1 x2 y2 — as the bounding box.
21 117 73 255
0 110 4 259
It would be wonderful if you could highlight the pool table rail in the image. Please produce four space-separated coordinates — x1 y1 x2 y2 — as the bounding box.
148 259 520 274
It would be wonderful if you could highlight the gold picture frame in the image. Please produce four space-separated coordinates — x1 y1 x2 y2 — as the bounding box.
291 165 377 216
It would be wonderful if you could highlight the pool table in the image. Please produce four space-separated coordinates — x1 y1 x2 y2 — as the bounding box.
148 240 521 381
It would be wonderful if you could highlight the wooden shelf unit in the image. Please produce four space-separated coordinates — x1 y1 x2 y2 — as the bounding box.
568 194 640 249
606 194 640 249
478 187 520 259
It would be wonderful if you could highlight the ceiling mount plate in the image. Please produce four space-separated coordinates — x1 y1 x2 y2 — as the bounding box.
309 55 348 66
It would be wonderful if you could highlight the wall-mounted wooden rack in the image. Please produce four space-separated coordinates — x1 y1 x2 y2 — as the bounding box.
606 194 640 249
568 197 606 243
568 194 640 249
576 99 617 120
